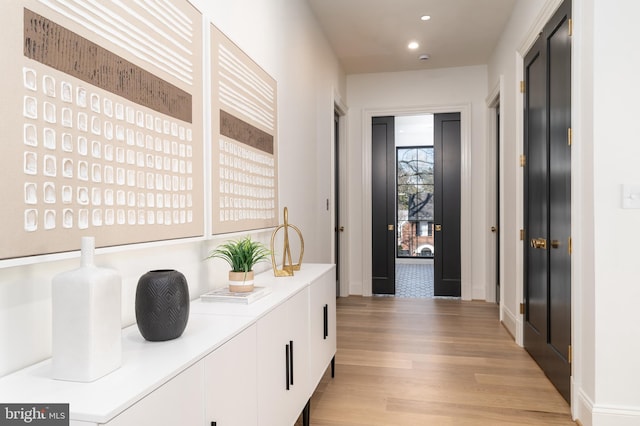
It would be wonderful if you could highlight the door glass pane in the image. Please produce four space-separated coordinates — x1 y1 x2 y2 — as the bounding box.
397 147 434 258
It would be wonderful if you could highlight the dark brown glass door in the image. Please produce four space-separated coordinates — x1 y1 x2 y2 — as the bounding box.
523 0 571 402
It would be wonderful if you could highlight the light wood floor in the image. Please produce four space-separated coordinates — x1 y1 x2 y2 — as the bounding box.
296 296 575 425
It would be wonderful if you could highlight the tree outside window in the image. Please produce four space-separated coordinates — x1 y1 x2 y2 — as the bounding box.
397 147 434 258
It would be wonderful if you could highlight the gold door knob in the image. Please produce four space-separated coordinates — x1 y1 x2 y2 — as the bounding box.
435 224 442 232
388 224 394 231
530 238 547 249
551 240 560 249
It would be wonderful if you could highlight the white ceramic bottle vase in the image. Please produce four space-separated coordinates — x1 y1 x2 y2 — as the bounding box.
52 236 122 382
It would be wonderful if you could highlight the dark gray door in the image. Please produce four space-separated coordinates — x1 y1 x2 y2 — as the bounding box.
523 0 571 402
371 116 395 294
334 110 341 297
495 105 501 303
433 113 461 297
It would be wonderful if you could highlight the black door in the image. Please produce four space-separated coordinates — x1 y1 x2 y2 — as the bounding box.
433 113 461 297
371 116 396 294
334 110 341 297
523 0 571 402
495 105 501 303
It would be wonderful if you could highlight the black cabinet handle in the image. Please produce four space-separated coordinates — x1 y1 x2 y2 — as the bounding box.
285 343 290 390
289 340 294 386
323 304 329 339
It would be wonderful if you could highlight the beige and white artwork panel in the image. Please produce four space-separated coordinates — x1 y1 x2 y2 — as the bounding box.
211 24 279 234
1 0 204 259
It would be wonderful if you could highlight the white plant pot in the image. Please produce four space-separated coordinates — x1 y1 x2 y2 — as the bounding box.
228 270 255 293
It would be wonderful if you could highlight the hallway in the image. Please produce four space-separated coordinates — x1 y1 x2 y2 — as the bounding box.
297 297 574 425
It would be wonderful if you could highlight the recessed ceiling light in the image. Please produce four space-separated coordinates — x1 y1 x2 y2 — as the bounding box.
408 41 419 50
421 15 431 21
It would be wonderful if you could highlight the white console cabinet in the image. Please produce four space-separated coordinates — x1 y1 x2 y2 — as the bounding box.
204 324 258 426
257 287 310 426
309 267 337 387
0 264 335 426
103 362 204 426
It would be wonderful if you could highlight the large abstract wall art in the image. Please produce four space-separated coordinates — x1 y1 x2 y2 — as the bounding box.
211 24 279 234
1 0 204 259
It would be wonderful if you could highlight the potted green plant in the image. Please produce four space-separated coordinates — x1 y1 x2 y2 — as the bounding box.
206 236 270 292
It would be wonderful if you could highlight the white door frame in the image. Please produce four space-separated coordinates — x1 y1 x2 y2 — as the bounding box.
361 103 472 300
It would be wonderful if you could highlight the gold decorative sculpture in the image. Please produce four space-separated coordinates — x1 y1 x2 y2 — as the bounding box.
271 207 304 276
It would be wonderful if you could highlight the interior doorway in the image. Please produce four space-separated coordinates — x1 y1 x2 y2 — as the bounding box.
371 114 461 298
333 101 347 298
395 115 436 298
363 105 471 299
486 79 503 306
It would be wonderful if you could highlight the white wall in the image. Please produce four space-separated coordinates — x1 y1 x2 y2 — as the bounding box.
0 0 345 377
200 0 346 264
489 0 640 424
345 65 488 299
588 0 640 423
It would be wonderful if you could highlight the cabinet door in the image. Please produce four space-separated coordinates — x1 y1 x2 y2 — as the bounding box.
257 289 310 426
103 362 204 426
309 267 337 387
204 324 257 426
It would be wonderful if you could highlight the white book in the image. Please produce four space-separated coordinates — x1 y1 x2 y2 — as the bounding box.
200 286 271 304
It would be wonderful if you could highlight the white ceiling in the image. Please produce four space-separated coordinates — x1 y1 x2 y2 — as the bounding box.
307 0 517 74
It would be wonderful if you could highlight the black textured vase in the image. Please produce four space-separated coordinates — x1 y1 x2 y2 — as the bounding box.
135 269 189 341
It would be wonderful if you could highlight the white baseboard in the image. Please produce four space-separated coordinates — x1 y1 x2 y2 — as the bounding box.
349 280 363 296
574 386 594 426
501 304 517 340
515 314 523 346
592 405 640 426
574 385 640 426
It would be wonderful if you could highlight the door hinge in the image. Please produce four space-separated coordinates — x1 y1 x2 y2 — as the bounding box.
520 80 525 93
520 154 526 167
568 18 573 37
568 127 573 146
520 229 525 241
520 303 525 315
568 237 572 255
568 345 572 364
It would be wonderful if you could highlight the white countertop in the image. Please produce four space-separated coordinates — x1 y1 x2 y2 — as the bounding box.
0 314 253 423
0 263 334 424
191 263 333 318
